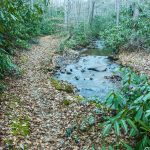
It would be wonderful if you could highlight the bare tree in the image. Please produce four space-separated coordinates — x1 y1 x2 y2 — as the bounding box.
64 0 71 30
89 0 96 26
116 0 120 26
30 0 34 9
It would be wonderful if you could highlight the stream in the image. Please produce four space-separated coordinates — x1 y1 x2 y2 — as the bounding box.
54 40 120 100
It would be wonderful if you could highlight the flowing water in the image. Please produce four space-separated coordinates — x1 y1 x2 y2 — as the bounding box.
54 40 120 100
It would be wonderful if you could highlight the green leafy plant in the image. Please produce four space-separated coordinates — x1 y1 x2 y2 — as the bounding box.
10 116 30 136
0 0 42 85
65 23 92 49
100 68 150 149
40 7 64 35
100 3 150 52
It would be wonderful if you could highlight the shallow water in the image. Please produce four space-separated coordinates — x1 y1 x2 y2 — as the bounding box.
81 39 113 56
55 56 120 100
54 40 120 99
81 48 114 56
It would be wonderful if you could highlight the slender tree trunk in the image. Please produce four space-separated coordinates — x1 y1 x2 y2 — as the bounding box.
125 0 129 8
64 0 68 30
30 0 34 10
45 0 49 6
89 0 95 26
64 0 70 31
133 2 140 21
116 0 120 26
76 0 81 25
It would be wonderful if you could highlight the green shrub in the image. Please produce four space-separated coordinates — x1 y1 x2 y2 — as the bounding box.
100 4 150 51
99 68 150 149
0 0 43 84
0 52 12 78
102 25 132 51
40 8 64 35
65 23 92 49
91 15 115 37
10 116 30 136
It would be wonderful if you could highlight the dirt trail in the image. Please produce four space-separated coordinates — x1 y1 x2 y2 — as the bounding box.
1 36 89 149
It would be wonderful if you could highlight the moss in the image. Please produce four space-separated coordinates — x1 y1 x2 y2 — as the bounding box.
10 116 30 136
63 99 72 106
20 55 29 64
50 78 74 93
74 95 85 101
64 84 74 93
19 68 27 76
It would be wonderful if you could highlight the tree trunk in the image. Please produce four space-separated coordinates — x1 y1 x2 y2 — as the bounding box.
133 3 140 21
64 0 68 30
30 0 34 10
116 0 120 26
64 0 71 31
89 0 95 26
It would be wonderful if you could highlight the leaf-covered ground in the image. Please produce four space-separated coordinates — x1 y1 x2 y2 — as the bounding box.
118 50 150 78
0 36 108 149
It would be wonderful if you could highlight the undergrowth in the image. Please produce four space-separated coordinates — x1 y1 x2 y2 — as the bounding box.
100 3 150 52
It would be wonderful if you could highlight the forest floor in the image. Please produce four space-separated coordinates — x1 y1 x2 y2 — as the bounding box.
0 36 106 150
1 35 149 150
118 50 150 78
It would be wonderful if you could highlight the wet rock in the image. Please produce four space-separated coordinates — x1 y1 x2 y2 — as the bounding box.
60 70 65 74
86 45 95 49
88 68 100 72
55 73 60 76
88 67 107 72
70 69 73 72
90 78 93 80
106 75 122 82
47 68 54 72
108 56 119 61
75 76 80 80
81 69 85 73
55 66 61 69
77 89 80 92
102 68 107 72
66 71 72 75
83 59 87 62
75 66 79 70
